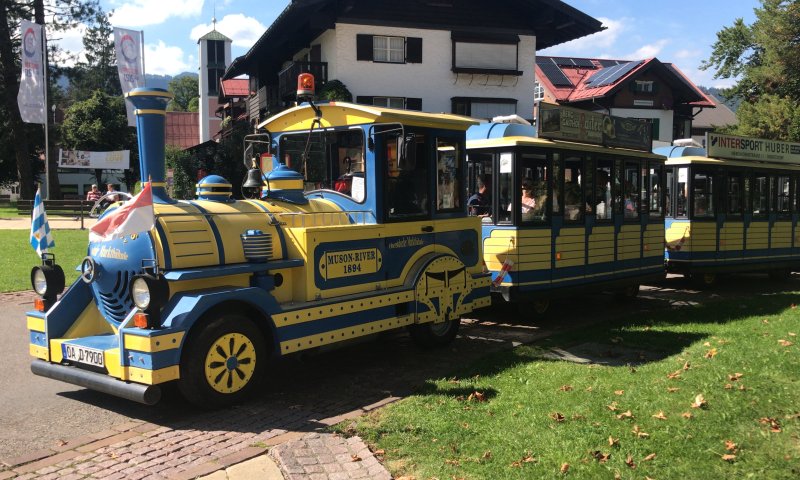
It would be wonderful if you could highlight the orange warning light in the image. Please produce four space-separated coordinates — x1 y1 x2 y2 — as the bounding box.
297 73 315 98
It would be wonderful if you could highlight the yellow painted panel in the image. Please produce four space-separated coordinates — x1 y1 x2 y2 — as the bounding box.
280 315 416 354
518 229 552 239
105 349 122 378
517 260 551 269
556 258 584 268
519 253 550 262
124 332 185 353
518 244 552 255
49 338 65 363
125 365 180 385
556 250 584 261
27 316 45 333
63 303 114 339
30 344 48 360
274 290 417 327
588 254 614 263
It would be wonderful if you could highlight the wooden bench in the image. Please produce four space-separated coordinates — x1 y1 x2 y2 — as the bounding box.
17 199 95 229
0 194 11 207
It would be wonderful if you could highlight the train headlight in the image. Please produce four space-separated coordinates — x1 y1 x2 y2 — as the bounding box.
131 277 151 310
130 274 169 327
30 263 65 299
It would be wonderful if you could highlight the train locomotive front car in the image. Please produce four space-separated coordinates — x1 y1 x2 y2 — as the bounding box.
25 83 491 407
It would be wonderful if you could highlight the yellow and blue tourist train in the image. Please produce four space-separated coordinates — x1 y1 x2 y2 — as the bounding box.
466 104 666 313
26 75 490 406
657 133 800 285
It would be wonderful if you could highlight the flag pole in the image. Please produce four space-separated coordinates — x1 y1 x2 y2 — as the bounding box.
41 25 50 200
140 30 146 80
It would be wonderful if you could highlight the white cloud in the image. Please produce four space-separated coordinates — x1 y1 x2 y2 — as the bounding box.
539 17 627 56
108 0 204 28
674 49 702 61
189 14 265 48
144 41 192 75
627 39 669 59
49 24 87 66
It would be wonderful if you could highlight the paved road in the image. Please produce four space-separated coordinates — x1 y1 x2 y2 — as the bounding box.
0 274 796 478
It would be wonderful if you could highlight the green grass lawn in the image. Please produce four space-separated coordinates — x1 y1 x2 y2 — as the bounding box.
0 230 88 292
0 204 19 218
347 294 800 479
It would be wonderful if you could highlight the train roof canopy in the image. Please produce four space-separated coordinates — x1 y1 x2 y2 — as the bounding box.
259 102 480 133
468 134 665 160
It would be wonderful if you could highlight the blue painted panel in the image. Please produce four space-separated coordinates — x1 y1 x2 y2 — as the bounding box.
277 305 398 342
47 280 93 338
29 331 47 347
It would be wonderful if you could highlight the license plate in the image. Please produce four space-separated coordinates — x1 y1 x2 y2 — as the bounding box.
63 344 105 368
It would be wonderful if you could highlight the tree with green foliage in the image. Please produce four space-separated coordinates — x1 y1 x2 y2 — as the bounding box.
319 79 352 102
167 75 199 112
65 9 119 101
60 90 137 188
0 0 100 199
701 0 800 141
165 145 194 199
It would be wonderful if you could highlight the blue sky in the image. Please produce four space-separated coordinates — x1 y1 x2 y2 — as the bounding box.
56 0 759 88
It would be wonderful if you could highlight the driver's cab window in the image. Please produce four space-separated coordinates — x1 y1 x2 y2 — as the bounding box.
279 129 366 202
386 132 429 220
466 153 493 220
436 138 463 212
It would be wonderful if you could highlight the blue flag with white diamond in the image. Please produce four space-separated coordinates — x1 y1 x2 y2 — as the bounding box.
30 186 54 256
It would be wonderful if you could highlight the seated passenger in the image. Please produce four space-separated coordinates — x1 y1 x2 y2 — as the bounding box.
468 174 491 217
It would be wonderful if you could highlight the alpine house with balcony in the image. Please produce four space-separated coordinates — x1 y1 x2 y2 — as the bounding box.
223 0 603 126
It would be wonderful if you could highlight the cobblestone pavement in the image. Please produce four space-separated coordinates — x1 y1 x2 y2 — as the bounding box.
272 433 391 480
2 276 791 479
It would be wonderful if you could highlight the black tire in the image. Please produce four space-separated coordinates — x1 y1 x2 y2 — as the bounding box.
614 284 640 302
691 273 717 289
408 318 461 348
178 314 267 408
517 298 551 318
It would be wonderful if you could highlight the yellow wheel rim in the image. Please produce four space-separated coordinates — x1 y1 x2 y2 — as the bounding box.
204 333 257 394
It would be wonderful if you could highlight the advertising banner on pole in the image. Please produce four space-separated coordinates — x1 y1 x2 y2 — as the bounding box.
17 20 46 124
58 149 131 170
706 133 800 164
537 103 653 152
114 27 145 127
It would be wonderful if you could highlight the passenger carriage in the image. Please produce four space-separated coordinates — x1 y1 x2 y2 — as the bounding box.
658 133 800 285
26 75 491 406
466 104 666 314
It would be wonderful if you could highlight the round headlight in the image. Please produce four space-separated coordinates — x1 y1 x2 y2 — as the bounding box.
32 268 48 295
131 277 151 309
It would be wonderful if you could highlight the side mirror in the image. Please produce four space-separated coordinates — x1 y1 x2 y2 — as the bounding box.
398 134 417 171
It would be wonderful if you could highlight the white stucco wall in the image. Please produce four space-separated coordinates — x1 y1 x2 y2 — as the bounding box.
610 108 674 143
309 23 536 119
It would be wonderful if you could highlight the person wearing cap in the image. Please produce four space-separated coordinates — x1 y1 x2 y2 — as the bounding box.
86 184 101 202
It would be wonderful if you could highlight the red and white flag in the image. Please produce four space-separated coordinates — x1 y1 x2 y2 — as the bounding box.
90 182 154 242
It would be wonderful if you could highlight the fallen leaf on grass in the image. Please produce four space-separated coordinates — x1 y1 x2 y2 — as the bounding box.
667 369 682 380
467 391 486 402
625 454 636 468
682 412 694 419
445 458 460 466
608 436 619 447
652 411 668 420
667 387 680 393
739 384 747 391
614 390 625 395
683 361 691 370
704 348 718 358
590 450 611 463
643 453 656 461
759 417 782 432
586 386 594 392
703 341 712 347
559 385 573 392
789 332 797 337
632 425 650 438
721 454 736 462
481 450 492 460
560 463 570 474
691 394 707 409
616 410 634 420
607 401 619 411
762 319 770 324
724 440 737 452
550 412 565 422
778 339 794 347
728 373 743 381
724 384 733 390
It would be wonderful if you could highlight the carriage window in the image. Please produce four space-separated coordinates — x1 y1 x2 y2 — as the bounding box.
624 162 640 219
564 156 583 222
665 167 674 217
466 152 493 220
595 159 613 220
793 177 799 213
519 153 549 222
280 129 366 201
676 167 688 217
497 152 513 223
692 171 714 218
777 175 790 215
552 154 562 215
753 174 768 216
435 138 463 212
648 164 663 218
727 173 743 215
613 159 623 215
386 134 429 220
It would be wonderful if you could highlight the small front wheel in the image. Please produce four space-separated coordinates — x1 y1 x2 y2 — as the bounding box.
769 269 792 282
408 318 461 348
178 314 266 408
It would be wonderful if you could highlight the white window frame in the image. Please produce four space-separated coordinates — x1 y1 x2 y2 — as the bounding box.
373 97 406 109
635 80 654 93
373 36 405 63
534 81 545 101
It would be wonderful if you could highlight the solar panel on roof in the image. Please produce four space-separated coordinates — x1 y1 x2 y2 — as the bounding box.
538 62 573 87
551 57 575 67
585 64 621 87
598 59 620 67
594 61 641 87
536 57 552 65
572 58 595 68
